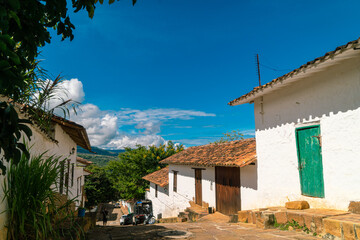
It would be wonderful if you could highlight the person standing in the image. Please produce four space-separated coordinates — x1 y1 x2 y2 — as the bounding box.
102 207 109 226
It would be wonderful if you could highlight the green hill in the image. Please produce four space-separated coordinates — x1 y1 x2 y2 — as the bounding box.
77 146 125 166
77 146 125 156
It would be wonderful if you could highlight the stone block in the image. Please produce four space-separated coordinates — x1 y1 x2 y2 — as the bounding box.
263 212 275 229
251 211 256 224
238 210 250 223
313 215 324 234
323 218 342 238
354 224 360 239
348 201 360 214
255 211 264 229
285 201 310 210
302 214 314 229
254 211 275 229
202 201 209 208
229 214 238 223
274 211 287 224
342 222 356 240
287 212 305 226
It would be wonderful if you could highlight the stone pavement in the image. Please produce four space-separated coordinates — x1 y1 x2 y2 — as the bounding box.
86 221 318 240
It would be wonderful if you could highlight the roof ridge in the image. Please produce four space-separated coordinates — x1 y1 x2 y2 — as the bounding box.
229 37 360 106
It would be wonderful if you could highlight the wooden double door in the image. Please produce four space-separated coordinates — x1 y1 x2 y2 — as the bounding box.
215 167 241 215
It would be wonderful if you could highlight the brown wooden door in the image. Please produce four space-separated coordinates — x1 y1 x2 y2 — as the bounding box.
215 167 240 215
195 169 202 205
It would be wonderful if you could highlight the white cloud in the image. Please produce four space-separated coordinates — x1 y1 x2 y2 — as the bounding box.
53 79 216 149
106 135 166 149
116 108 215 135
59 78 85 103
46 78 85 112
240 129 255 136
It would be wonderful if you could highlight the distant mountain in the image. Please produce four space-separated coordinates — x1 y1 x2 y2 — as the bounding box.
77 146 125 156
77 146 126 166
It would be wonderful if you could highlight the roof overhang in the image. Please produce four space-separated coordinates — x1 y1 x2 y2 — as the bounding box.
163 158 256 168
52 116 92 151
229 38 360 106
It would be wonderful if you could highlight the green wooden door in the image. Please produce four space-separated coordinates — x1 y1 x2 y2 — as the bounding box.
296 125 324 198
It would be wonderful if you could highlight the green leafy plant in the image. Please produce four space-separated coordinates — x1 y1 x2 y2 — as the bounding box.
0 0 137 175
0 102 32 174
84 164 119 208
3 151 81 240
274 219 311 234
212 130 244 144
106 141 184 200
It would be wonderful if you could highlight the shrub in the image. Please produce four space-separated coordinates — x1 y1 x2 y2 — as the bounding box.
3 151 81 240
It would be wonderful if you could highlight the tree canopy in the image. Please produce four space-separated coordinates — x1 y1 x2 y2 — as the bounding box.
0 0 135 173
212 130 244 144
107 142 184 200
84 164 120 208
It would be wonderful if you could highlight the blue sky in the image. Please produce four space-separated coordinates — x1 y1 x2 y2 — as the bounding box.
41 0 360 149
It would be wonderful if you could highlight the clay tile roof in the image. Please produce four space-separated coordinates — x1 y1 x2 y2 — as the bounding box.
142 166 169 187
228 38 360 106
51 115 92 151
76 156 93 166
161 138 256 167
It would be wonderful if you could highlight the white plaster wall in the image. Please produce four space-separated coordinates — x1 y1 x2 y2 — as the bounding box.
0 122 79 235
148 165 216 218
170 165 215 212
253 56 360 210
146 183 173 218
240 163 258 210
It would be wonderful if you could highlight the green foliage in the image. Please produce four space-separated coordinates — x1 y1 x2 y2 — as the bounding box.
3 151 81 240
78 153 116 167
0 70 80 174
0 0 136 174
274 219 311 234
212 130 244 144
0 102 32 174
84 164 120 208
107 141 184 200
77 146 125 156
0 0 136 102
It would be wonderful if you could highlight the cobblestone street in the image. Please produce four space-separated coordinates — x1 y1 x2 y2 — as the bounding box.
86 221 319 240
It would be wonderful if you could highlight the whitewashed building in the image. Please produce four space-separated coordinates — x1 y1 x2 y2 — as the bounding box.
76 157 93 207
229 38 360 211
143 166 172 218
144 139 257 218
0 110 92 238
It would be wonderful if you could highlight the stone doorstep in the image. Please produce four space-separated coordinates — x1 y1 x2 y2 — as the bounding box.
323 214 360 240
158 217 185 223
238 207 359 238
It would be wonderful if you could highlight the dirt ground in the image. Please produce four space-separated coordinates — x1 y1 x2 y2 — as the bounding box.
87 213 318 240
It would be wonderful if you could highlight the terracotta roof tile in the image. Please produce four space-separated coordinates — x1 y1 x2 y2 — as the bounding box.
142 166 169 187
76 156 93 165
52 115 92 151
228 38 360 106
161 138 256 167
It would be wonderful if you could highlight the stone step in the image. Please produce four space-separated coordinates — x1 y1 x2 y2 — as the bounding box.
238 207 353 237
157 217 187 223
323 213 360 239
184 207 209 222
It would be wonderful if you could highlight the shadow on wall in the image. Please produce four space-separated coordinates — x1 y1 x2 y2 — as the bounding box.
174 165 258 191
172 166 213 183
254 60 360 131
241 164 258 190
158 185 169 196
